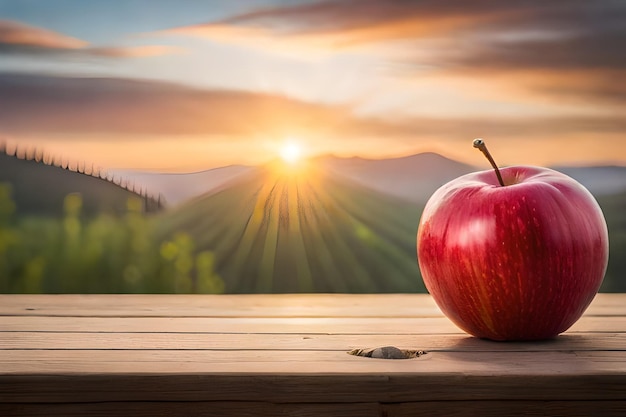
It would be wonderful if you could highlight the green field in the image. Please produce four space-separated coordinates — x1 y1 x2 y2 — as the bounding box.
158 163 425 293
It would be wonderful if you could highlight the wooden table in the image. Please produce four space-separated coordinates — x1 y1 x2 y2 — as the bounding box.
1 294 625 416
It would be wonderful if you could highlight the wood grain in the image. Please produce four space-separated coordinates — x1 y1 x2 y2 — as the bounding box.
2 331 625 352
1 293 623 317
1 294 625 416
3 367 626 403
2 401 625 417
385 401 626 417
1 315 623 334
0 401 382 417
3 349 626 379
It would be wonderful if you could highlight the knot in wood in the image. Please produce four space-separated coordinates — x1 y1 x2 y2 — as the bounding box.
348 346 427 360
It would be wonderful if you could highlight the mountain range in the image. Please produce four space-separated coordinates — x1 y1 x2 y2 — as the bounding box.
111 165 253 206
315 152 475 203
112 153 626 206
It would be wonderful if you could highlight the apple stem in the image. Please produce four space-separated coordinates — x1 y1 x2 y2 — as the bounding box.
473 138 505 186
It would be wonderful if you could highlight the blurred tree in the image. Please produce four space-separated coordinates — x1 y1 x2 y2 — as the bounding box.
0 186 223 294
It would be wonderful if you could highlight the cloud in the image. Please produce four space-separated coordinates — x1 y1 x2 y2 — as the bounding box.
1 72 624 141
166 1 597 47
0 19 177 58
411 3 626 104
164 2 482 51
165 1 626 104
87 45 182 58
0 19 87 50
0 72 348 137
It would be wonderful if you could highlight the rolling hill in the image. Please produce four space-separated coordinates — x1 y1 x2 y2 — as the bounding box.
159 161 426 293
316 152 476 203
318 153 626 203
553 166 626 196
110 165 253 206
0 152 162 216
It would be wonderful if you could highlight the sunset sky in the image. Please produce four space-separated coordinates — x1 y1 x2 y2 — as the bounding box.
0 0 624 171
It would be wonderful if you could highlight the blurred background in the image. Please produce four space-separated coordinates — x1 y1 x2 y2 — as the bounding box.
0 0 624 293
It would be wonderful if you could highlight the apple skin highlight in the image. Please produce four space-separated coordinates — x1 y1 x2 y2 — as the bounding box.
417 165 609 341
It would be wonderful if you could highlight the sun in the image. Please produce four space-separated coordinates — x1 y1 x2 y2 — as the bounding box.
272 139 313 176
280 141 302 165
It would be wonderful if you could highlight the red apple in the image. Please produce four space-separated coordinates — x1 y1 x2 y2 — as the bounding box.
416 140 609 341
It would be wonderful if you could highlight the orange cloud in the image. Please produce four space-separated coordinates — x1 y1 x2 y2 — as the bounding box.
163 1 587 50
0 19 178 58
0 19 86 50
163 1 626 105
1 73 624 159
164 2 504 53
457 68 626 108
88 45 183 58
186 1 513 47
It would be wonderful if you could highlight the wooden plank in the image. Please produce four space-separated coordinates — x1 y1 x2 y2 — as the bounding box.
1 350 625 377
1 293 625 415
2 332 625 352
1 294 622 317
1 315 623 334
2 357 625 404
0 401 382 417
3 400 625 417
0 316 461 334
385 401 626 417
0 294 443 317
